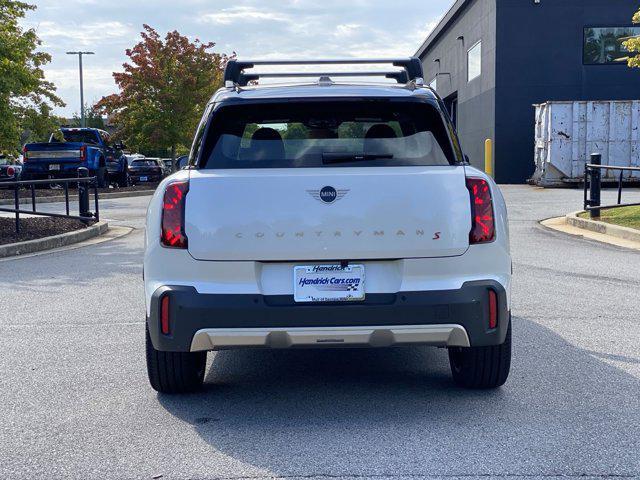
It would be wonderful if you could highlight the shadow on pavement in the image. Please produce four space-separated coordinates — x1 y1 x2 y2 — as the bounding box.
157 316 640 476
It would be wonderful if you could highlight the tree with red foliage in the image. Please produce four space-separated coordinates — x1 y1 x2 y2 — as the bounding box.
97 25 233 158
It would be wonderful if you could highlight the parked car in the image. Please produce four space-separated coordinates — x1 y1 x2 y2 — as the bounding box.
124 153 145 166
144 157 169 177
129 159 163 184
21 128 128 188
161 158 175 174
143 58 512 393
175 155 189 170
0 156 22 184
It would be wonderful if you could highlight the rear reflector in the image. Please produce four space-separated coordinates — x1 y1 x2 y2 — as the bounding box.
79 145 86 161
488 289 498 329
161 296 170 335
466 177 495 244
6 166 15 177
161 181 189 248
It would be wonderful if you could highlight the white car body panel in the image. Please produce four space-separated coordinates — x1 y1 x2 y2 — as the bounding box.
143 167 511 316
185 166 471 262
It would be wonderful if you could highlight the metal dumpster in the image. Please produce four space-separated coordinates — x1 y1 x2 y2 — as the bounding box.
532 100 640 186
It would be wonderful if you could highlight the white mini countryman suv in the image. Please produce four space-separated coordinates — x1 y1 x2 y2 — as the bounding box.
144 58 512 393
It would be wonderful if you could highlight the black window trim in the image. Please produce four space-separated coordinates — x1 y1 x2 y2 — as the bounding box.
583 24 640 66
193 95 465 169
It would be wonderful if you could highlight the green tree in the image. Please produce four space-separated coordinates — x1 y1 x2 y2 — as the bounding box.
97 25 233 159
19 103 62 145
624 9 640 67
70 103 106 129
0 0 64 154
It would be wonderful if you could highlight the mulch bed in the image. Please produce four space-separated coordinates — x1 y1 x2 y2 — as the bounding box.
0 217 87 246
0 182 159 200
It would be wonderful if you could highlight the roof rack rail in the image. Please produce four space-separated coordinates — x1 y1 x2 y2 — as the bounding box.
223 58 424 87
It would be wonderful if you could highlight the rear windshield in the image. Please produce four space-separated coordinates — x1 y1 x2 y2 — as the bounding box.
131 160 157 167
60 130 100 145
199 100 456 169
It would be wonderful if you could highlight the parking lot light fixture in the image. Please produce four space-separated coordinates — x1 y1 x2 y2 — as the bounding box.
66 51 95 127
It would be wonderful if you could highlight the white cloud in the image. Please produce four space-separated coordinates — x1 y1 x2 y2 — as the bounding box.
199 7 291 25
334 24 361 38
20 0 452 115
32 20 134 47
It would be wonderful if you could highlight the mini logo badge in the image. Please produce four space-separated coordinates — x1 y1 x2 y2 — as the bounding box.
307 186 349 204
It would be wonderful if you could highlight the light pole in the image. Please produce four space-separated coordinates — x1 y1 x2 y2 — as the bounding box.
66 51 94 127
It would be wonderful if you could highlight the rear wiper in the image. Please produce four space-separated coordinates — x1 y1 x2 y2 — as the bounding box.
322 152 394 165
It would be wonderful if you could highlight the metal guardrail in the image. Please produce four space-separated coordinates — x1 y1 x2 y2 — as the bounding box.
0 167 100 234
584 153 640 218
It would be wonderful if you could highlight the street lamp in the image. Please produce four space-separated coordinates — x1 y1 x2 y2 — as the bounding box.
66 51 95 127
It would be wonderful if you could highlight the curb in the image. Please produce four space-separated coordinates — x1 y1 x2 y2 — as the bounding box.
565 211 640 243
0 221 109 258
0 189 155 206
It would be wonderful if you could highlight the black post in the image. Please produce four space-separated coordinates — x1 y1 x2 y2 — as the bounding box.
78 167 91 222
13 171 20 235
30 183 36 212
64 182 69 216
583 163 588 210
93 182 99 222
617 169 624 205
589 153 601 219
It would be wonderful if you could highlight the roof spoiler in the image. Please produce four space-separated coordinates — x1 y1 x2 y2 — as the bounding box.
223 58 424 87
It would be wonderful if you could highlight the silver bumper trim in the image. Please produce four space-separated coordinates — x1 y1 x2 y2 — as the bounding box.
190 324 470 351
27 151 81 159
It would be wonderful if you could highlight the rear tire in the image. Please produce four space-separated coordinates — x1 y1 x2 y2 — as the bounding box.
117 168 129 188
145 326 206 394
97 166 108 188
448 318 511 389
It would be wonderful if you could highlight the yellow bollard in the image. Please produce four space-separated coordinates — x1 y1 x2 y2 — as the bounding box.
484 138 493 177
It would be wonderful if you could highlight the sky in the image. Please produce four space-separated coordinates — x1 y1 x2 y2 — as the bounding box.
23 0 452 117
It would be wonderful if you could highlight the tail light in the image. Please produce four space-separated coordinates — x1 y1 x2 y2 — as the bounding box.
160 295 171 335
466 177 495 244
6 166 15 177
22 145 28 161
161 180 189 248
79 145 86 161
488 289 498 329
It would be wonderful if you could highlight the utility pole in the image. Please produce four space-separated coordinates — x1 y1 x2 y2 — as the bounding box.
66 51 94 127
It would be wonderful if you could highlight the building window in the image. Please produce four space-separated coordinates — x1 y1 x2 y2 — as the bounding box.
467 41 481 81
429 77 437 90
584 26 640 64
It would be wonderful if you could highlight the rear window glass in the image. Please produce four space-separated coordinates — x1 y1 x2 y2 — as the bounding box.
199 101 456 169
131 160 157 167
61 130 100 145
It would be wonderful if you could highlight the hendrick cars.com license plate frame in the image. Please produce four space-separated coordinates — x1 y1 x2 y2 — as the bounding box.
294 264 365 303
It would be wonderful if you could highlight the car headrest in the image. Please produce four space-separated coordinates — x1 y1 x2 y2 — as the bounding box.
364 124 397 140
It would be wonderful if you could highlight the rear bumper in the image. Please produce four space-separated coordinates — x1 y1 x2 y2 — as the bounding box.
147 280 509 352
190 324 471 350
131 173 162 182
22 166 84 179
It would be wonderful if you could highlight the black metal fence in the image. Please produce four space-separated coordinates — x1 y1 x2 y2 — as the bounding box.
0 167 100 234
584 153 640 219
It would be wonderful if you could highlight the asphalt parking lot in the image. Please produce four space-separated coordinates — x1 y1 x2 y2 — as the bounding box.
1 185 639 479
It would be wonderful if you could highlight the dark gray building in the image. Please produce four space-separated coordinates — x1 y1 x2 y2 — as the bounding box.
415 0 640 183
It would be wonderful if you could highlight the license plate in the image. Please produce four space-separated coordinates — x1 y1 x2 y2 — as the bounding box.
49 164 60 171
140 176 148 181
294 264 365 303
